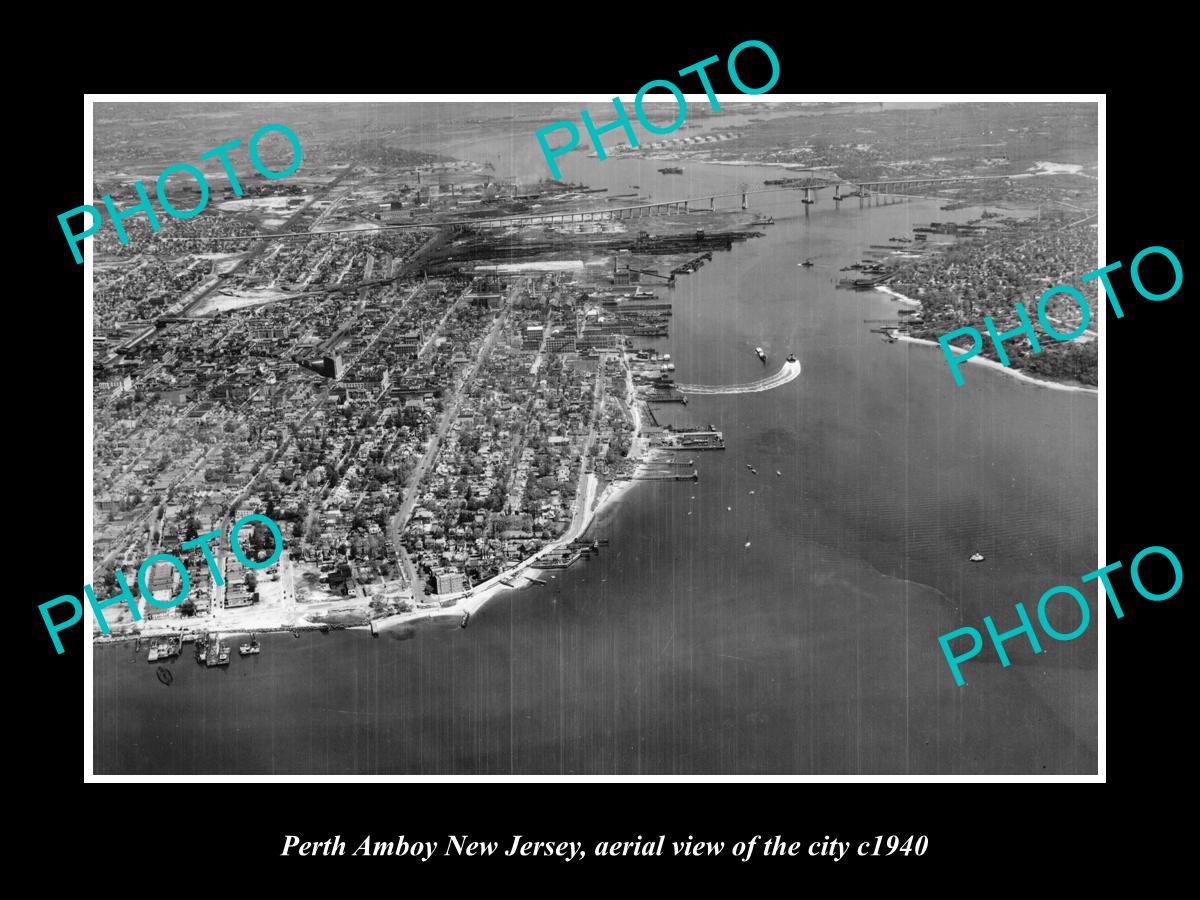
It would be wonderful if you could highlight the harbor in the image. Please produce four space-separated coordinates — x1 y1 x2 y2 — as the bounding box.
93 106 1098 777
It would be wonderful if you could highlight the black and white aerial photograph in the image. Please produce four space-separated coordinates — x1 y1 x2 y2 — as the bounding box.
86 97 1099 776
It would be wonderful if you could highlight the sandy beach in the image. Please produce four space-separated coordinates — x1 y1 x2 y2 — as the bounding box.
370 356 653 630
95 356 657 644
875 285 1098 395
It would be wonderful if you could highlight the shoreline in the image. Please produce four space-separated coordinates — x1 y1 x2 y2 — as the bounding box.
370 453 650 630
874 286 1098 395
95 358 654 644
370 360 652 630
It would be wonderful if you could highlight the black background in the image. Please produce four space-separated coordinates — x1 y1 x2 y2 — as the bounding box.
19 24 1190 886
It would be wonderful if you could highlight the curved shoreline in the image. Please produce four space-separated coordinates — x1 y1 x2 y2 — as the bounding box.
371 362 653 631
875 286 1098 395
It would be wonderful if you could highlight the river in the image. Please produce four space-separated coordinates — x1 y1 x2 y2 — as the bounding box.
93 118 1098 775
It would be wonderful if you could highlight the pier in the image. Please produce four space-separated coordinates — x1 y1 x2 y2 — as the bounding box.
538 548 586 569
659 430 726 451
633 469 699 481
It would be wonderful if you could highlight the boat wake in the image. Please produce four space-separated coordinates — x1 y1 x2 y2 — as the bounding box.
676 360 802 395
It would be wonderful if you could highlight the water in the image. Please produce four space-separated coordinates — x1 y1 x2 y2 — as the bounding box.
93 127 1098 775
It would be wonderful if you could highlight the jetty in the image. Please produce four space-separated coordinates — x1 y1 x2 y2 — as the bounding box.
659 430 725 451
634 469 699 482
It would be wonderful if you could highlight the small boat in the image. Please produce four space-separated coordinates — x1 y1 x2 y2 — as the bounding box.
744 541 752 548
156 666 173 686
238 638 261 656
787 352 797 363
750 468 758 475
755 346 767 362
746 464 754 470
776 470 782 477
800 259 814 268
147 647 159 662
460 610 470 629
749 490 755 495
970 552 985 562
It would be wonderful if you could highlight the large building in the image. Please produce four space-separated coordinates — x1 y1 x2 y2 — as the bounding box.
341 366 390 392
545 327 576 353
323 352 344 379
522 325 545 350
398 331 421 356
433 567 466 595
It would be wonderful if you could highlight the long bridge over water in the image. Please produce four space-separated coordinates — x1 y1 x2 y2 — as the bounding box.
173 175 1008 242
480 175 1006 227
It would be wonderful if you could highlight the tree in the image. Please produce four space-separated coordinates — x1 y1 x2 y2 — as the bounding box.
179 598 197 617
182 515 200 543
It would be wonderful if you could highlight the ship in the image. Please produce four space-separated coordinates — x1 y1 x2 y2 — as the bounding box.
970 552 985 562
147 638 180 662
756 346 767 363
205 639 231 667
633 287 656 298
658 166 684 175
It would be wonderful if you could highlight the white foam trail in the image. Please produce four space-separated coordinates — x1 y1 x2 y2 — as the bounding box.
677 360 802 395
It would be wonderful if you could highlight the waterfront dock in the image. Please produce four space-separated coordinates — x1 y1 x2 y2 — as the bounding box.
659 430 726 451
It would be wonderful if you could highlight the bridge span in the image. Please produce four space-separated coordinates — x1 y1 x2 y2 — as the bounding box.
166 174 1008 242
